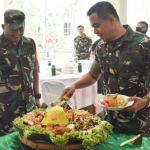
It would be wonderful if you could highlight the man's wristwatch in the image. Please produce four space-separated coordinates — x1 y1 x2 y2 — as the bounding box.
34 94 41 99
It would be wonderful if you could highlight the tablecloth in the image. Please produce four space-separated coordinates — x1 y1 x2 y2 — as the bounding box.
39 69 103 113
0 131 149 150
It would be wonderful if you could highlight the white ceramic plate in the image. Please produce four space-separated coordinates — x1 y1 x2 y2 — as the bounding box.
62 68 74 74
56 71 61 75
47 70 61 75
95 94 134 111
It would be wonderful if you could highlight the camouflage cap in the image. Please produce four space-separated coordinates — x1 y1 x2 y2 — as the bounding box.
4 9 25 30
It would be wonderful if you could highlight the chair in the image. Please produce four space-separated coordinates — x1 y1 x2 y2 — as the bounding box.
41 80 66 105
76 60 94 69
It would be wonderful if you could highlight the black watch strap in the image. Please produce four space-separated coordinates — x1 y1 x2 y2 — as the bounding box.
34 94 41 99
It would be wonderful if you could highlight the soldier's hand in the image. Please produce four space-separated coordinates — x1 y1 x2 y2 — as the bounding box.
123 97 149 112
35 98 41 108
61 85 76 98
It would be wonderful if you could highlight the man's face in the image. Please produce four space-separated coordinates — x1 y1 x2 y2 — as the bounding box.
137 23 147 34
2 24 25 42
89 13 115 42
77 26 84 36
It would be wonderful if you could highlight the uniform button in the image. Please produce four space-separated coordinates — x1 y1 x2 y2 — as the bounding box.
7 103 9 106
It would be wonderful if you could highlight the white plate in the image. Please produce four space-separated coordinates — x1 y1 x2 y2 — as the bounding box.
62 68 74 74
47 71 61 75
56 71 61 75
95 94 134 111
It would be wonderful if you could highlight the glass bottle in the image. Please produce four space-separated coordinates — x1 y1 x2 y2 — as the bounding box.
47 61 51 75
51 65 56 76
48 61 51 66
70 60 75 67
78 63 82 73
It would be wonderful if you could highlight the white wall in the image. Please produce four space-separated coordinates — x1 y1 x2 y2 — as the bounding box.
0 0 8 33
108 0 127 24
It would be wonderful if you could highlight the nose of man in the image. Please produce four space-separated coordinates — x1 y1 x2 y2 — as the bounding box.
94 28 98 35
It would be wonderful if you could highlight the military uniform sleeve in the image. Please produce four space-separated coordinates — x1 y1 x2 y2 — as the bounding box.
141 38 150 105
90 60 101 74
30 38 39 66
74 36 77 49
34 51 39 65
141 37 150 70
90 46 101 73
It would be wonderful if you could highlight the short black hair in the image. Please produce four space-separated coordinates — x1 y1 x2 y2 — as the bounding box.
87 1 120 22
77 25 84 29
138 21 148 28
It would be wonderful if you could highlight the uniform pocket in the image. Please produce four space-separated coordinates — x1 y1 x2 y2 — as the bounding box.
0 92 26 121
109 108 150 135
118 51 143 73
0 54 20 89
118 51 144 86
0 54 17 78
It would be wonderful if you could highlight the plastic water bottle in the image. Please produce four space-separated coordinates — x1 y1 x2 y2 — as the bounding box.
51 65 56 76
78 63 82 73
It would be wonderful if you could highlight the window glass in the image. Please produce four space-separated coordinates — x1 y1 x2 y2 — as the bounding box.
8 0 103 60
127 0 150 36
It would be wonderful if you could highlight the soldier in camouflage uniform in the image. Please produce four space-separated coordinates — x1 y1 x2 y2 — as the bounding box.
62 1 150 136
74 25 92 60
136 22 150 92
136 21 148 34
0 9 40 135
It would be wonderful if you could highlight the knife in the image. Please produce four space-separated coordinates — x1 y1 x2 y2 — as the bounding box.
45 93 69 111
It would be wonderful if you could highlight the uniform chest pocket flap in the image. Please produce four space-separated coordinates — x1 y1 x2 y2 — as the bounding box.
118 51 143 73
0 54 17 77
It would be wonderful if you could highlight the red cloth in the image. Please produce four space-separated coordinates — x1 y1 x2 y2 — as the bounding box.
92 104 96 115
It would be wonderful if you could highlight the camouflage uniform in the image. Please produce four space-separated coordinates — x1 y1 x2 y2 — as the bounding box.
90 25 150 135
74 34 92 60
0 10 36 135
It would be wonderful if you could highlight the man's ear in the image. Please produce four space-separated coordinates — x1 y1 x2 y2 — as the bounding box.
109 15 115 27
1 24 5 30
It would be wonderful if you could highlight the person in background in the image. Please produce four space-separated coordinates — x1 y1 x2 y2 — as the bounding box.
0 9 41 136
74 25 92 61
136 21 148 34
137 21 150 91
61 1 150 135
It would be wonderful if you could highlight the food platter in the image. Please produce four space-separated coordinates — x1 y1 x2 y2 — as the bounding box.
95 94 134 111
14 106 113 149
19 134 83 150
